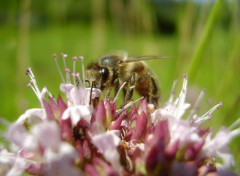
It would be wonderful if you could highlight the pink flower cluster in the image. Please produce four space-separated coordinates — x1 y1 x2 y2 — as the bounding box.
0 54 239 176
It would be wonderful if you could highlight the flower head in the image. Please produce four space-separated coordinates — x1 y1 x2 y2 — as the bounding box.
0 54 239 176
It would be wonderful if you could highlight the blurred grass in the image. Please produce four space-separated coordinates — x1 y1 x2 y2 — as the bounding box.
0 0 240 170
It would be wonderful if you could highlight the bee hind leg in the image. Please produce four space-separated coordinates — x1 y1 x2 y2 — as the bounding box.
148 76 160 108
124 72 136 103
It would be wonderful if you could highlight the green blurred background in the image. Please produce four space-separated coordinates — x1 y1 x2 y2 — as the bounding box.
0 0 240 169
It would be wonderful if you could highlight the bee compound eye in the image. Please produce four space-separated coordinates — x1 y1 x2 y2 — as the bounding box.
100 67 109 83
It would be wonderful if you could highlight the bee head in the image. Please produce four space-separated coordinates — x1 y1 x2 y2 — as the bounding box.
86 63 110 89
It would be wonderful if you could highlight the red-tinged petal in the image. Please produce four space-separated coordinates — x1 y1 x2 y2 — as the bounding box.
95 101 106 125
90 113 96 124
165 141 179 159
84 164 99 176
138 98 148 115
184 147 195 161
93 157 119 176
145 138 166 173
171 161 197 176
193 140 205 154
129 110 139 121
49 96 64 120
131 112 147 141
131 143 145 159
130 105 138 118
154 119 170 142
105 100 116 120
145 120 171 173
83 140 91 160
26 162 45 175
75 140 84 161
109 111 127 130
42 99 55 120
60 118 73 142
57 95 68 115
197 127 210 137
183 140 204 161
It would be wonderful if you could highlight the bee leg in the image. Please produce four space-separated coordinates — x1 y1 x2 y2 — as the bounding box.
114 78 120 97
124 72 136 103
149 76 160 107
89 81 96 105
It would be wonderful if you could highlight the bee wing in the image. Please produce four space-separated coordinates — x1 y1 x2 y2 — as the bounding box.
125 55 174 63
102 50 128 60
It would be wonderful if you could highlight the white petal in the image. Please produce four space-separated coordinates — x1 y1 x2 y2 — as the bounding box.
62 105 92 126
216 150 235 168
6 157 30 176
45 143 77 162
0 149 16 164
32 121 61 150
44 143 80 176
92 131 121 171
6 123 28 148
92 130 120 151
22 135 38 152
70 86 82 105
17 108 46 124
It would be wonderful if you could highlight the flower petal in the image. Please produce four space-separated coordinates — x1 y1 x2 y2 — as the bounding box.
62 105 92 126
92 131 121 172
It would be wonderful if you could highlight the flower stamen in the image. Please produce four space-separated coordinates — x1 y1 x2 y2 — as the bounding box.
167 80 177 104
113 82 127 103
194 102 222 126
79 56 86 88
116 97 144 114
61 53 68 71
188 90 206 120
75 72 83 87
65 68 71 84
26 68 41 99
53 53 65 83
229 118 240 130
174 75 188 119
72 56 77 74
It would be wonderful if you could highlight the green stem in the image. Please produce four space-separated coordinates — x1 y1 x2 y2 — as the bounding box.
187 0 223 81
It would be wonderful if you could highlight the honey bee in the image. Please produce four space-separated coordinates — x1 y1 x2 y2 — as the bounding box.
86 51 170 107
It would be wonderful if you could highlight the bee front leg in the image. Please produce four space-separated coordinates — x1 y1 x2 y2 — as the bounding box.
114 78 120 97
124 72 136 103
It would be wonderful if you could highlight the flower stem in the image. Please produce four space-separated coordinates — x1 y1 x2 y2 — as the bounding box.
187 0 223 81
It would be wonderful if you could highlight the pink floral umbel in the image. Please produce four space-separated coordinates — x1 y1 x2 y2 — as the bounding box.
0 53 239 176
